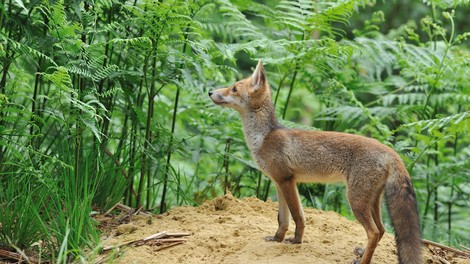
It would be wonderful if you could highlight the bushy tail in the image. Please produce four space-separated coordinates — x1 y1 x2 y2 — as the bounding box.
385 162 422 264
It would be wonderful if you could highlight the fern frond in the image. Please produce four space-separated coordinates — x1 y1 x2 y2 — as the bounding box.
215 40 264 61
198 0 265 41
421 0 470 9
67 65 93 79
432 93 470 105
80 116 103 143
111 37 152 47
309 0 358 35
346 37 399 79
276 0 313 32
1 35 57 66
275 0 358 37
40 66 73 92
95 0 120 9
93 65 119 82
382 93 428 106
90 21 121 35
99 86 123 98
401 111 470 133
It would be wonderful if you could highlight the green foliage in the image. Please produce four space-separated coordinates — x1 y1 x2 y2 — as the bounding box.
0 0 469 261
0 176 48 250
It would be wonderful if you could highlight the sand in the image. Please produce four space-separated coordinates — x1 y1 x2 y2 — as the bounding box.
99 193 470 264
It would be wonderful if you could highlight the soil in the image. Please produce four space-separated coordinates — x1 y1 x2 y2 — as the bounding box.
98 193 470 264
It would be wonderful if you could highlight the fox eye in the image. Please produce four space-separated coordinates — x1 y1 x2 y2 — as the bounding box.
231 86 237 93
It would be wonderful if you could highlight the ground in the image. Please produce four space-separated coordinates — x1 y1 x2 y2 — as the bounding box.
98 193 470 264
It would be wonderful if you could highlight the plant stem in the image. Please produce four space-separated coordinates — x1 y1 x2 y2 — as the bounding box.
135 40 153 207
160 83 180 213
421 15 454 120
98 6 114 147
255 170 262 199
222 138 232 194
0 0 4 31
144 52 159 209
447 105 460 241
282 65 299 119
30 57 44 147
263 180 271 202
159 17 192 212
273 73 287 108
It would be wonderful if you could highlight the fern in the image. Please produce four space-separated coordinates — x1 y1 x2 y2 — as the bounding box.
111 36 152 47
276 0 314 33
421 0 470 8
382 93 428 106
93 64 119 82
99 86 123 99
1 35 57 66
309 0 358 36
213 0 264 41
67 65 93 79
400 111 470 133
40 66 73 93
276 0 358 37
37 1 83 55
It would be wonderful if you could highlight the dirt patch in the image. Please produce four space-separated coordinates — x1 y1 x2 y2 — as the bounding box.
99 193 470 264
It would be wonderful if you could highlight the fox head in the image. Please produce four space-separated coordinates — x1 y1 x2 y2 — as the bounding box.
209 60 272 114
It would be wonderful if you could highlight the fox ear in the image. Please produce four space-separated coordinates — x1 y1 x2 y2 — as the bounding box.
251 59 266 90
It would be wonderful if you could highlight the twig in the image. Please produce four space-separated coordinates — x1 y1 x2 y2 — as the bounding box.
155 238 188 244
154 241 184 252
0 248 22 261
102 239 136 251
103 231 190 252
105 203 119 215
437 257 451 264
114 203 152 217
0 248 38 263
134 205 144 215
422 239 469 257
165 232 191 237
427 246 451 264
143 231 167 241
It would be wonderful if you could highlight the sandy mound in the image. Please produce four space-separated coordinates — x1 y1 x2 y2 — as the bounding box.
100 194 469 263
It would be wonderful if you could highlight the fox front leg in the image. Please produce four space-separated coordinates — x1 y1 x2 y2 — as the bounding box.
266 179 305 244
265 185 290 242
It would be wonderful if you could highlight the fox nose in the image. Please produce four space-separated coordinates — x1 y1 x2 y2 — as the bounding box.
208 90 213 96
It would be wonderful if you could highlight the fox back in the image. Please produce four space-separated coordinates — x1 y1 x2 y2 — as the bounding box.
209 60 422 264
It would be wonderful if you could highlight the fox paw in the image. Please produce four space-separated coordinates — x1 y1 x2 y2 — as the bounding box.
353 246 364 257
265 235 283 242
284 237 302 244
349 247 363 264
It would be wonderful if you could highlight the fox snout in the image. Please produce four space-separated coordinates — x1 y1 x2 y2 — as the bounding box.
208 89 227 105
208 90 219 99
208 89 218 102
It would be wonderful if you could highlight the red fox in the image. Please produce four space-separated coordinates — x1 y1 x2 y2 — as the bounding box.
209 60 422 264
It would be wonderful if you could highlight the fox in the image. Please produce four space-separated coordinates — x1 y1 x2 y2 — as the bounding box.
208 60 422 264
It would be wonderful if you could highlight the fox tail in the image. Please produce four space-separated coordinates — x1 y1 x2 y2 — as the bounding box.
385 159 422 264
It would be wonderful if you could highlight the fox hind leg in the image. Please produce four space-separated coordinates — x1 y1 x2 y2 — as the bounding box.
348 190 383 264
371 187 386 242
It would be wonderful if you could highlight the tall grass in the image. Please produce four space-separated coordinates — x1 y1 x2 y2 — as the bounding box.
0 175 48 250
